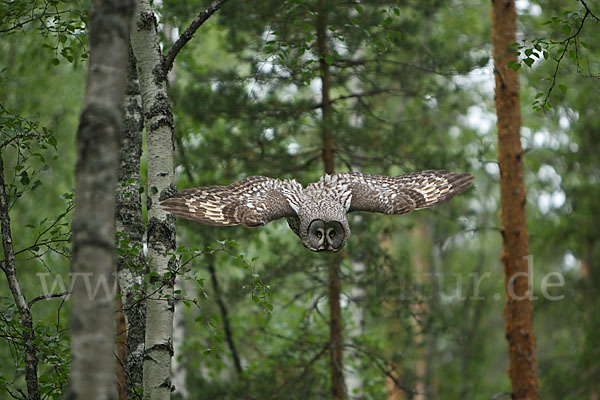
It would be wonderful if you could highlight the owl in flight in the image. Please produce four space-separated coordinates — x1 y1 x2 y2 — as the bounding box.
161 170 474 252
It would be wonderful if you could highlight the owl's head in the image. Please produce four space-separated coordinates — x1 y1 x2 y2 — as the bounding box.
305 219 346 252
288 193 351 252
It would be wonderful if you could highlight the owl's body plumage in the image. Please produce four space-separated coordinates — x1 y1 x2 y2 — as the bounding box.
161 170 474 252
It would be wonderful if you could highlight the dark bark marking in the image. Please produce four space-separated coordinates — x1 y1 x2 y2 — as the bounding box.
77 105 121 160
147 217 176 254
152 63 166 87
137 11 156 31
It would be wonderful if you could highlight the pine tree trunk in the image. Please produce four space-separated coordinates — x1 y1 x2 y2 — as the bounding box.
70 1 133 398
491 1 539 398
411 218 432 400
130 1 177 398
116 47 147 399
316 2 344 398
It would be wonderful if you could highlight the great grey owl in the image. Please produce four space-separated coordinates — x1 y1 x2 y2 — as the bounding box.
161 170 474 252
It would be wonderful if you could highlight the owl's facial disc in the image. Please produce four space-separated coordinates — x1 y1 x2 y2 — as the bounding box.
307 220 345 252
307 219 326 250
325 221 345 250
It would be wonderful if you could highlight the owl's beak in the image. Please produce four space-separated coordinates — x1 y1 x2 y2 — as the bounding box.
316 244 343 252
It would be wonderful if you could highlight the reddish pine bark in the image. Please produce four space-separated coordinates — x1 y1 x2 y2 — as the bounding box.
491 1 539 399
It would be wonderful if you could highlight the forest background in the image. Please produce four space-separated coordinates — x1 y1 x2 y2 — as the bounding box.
0 0 599 399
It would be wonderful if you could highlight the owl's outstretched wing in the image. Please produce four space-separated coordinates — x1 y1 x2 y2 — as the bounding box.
331 170 473 215
160 176 303 227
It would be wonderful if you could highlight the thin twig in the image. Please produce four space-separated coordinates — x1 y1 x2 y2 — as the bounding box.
27 291 70 309
269 342 329 399
163 0 231 73
310 88 396 110
334 58 461 76
542 38 570 108
540 2 599 107
0 9 77 34
579 0 600 22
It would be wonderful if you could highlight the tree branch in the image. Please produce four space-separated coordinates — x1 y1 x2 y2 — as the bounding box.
539 1 600 108
0 153 40 400
163 0 231 73
334 58 461 77
311 89 396 110
207 255 243 375
0 9 76 34
579 0 600 22
27 291 70 309
269 342 329 399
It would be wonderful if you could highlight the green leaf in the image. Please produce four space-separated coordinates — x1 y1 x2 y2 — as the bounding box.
20 171 30 185
568 49 577 61
507 60 521 71
31 180 42 191
558 84 567 94
354 5 363 14
324 54 333 65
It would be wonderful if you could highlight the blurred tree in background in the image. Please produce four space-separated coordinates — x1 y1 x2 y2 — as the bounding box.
0 0 598 399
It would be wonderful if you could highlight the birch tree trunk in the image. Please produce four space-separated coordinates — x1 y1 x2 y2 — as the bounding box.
316 2 345 398
70 0 133 398
130 1 177 398
491 1 539 398
116 47 147 398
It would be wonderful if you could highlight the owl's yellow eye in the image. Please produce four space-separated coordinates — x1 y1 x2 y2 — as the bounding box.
329 230 335 238
316 231 322 239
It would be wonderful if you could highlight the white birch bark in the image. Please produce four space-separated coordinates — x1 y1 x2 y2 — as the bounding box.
130 1 177 398
70 0 133 398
